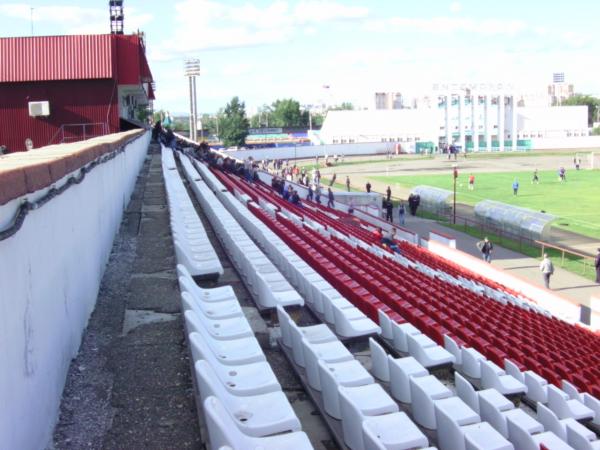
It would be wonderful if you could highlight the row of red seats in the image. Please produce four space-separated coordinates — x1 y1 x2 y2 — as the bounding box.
211 168 600 395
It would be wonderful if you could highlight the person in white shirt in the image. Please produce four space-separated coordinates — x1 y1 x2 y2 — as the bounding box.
539 253 555 289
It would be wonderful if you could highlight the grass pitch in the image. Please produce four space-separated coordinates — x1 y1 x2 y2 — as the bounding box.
372 169 600 239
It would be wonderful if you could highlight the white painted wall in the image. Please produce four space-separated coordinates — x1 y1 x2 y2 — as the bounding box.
530 135 600 150
0 131 150 450
225 141 390 161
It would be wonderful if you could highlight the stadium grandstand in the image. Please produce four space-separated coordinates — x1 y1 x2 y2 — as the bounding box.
4 118 600 449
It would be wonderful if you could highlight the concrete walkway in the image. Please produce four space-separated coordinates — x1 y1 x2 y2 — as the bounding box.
395 213 600 308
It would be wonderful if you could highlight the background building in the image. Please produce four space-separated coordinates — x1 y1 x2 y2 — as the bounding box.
0 33 154 152
375 92 403 110
321 83 588 151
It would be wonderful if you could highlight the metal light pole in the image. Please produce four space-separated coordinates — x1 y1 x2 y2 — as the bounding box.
453 164 458 224
184 59 200 141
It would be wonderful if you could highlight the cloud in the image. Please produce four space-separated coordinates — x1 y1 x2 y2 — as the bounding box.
158 0 369 57
450 2 462 13
0 3 152 35
364 16 526 37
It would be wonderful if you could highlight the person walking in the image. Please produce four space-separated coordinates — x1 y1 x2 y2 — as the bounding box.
512 179 519 195
532 168 539 184
327 187 335 208
315 185 321 204
477 237 493 263
330 172 337 187
345 176 351 192
595 248 600 283
366 181 371 193
468 174 475 191
386 186 391 202
398 201 406 225
539 253 555 289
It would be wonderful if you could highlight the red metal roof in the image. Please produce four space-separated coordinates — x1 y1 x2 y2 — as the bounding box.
0 35 115 82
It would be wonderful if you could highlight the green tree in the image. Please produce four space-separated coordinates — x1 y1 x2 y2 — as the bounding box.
220 96 249 147
562 94 600 127
270 98 308 127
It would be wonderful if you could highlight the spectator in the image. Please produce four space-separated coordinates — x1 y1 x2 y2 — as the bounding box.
385 200 393 222
327 187 335 208
512 179 519 195
398 201 406 225
539 253 555 289
381 227 400 253
283 184 290 201
315 185 322 204
468 174 475 191
373 227 383 241
386 186 391 202
307 184 314 201
348 201 355 214
366 181 371 193
477 237 493 263
151 120 162 142
330 172 337 187
291 190 301 205
346 176 351 192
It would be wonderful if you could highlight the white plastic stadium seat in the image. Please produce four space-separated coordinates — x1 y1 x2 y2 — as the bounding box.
407 333 455 368
537 402 596 443
181 296 252 341
461 348 486 379
338 384 400 450
319 358 374 419
188 331 280 397
388 355 428 404
409 374 453 429
195 360 301 438
301 337 354 391
480 360 527 396
203 396 312 450
362 412 429 450
369 338 390 382
184 311 264 366
548 385 595 421
506 415 574 450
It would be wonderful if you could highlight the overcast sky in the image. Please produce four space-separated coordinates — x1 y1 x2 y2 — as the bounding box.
1 0 599 115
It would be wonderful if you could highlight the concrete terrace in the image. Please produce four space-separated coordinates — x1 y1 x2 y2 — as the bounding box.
51 142 333 449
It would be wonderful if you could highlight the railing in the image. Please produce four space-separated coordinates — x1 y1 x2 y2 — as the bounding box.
536 240 596 275
49 122 109 145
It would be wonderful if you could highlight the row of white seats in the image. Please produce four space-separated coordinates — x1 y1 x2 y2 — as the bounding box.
277 306 432 450
379 312 526 397
191 157 229 192
161 144 177 170
379 310 600 449
181 164 303 309
162 148 223 277
455 372 577 449
177 264 312 449
368 338 513 450
444 333 599 425
221 190 379 338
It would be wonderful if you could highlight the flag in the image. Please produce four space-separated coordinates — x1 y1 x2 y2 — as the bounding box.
553 72 564 83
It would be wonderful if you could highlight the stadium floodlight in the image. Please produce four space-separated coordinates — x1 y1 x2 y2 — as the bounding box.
184 59 201 141
184 59 201 77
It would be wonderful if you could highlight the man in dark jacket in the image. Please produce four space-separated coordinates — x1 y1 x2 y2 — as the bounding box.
385 200 393 222
366 181 371 193
477 237 494 263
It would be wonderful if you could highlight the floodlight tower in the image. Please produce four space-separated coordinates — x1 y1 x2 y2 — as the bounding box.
109 0 124 34
184 59 201 141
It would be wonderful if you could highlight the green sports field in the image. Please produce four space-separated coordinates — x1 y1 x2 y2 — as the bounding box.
372 169 600 239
